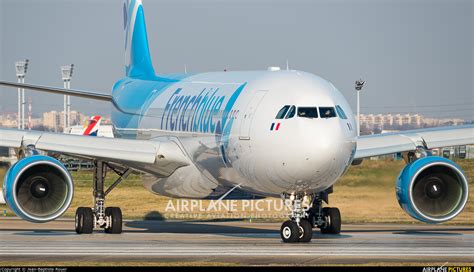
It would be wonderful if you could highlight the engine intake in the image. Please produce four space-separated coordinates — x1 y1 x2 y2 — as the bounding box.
396 156 469 223
2 155 74 223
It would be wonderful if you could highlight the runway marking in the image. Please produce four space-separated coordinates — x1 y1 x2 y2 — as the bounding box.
1 246 473 257
0 252 472 257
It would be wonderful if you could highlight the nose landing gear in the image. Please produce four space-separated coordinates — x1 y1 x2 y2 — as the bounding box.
280 219 312 243
280 187 341 243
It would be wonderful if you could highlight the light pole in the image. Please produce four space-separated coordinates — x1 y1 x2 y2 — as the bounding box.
61 64 74 131
15 59 29 130
355 79 365 136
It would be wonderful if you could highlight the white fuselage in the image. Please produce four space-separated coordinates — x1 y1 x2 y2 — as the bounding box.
112 70 357 198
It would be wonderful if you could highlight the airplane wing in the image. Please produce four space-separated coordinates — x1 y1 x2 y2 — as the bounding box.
354 125 474 159
0 81 189 177
0 128 190 177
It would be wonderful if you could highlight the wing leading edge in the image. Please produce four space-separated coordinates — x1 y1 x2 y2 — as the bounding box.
355 125 474 159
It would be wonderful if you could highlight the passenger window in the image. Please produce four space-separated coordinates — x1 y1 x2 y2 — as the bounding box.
297 107 318 118
319 107 336 118
335 105 347 119
275 105 290 119
285 106 296 119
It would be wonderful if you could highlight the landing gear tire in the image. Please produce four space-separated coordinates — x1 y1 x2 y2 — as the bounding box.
298 219 313 243
280 220 300 243
104 207 122 234
75 207 94 234
320 207 341 234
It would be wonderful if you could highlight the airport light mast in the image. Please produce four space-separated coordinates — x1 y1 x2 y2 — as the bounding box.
355 79 365 136
61 64 74 132
15 59 29 130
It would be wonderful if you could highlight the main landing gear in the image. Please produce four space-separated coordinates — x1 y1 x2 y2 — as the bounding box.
280 187 341 243
75 161 132 234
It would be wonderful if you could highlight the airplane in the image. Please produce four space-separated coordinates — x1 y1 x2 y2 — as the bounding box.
67 116 114 137
67 116 103 136
0 0 473 242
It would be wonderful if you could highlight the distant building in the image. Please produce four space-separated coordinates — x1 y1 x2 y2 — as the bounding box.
43 111 61 132
385 114 394 127
43 110 89 132
358 113 466 133
69 111 90 127
402 114 412 126
374 114 384 128
394 114 403 126
413 114 422 127
0 112 18 128
30 118 42 128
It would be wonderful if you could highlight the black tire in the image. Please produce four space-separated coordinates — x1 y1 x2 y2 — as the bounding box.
280 220 300 243
105 207 122 234
298 219 313 242
320 207 341 234
75 207 94 234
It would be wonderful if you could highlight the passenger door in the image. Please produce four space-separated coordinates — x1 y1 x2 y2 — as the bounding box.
239 90 268 140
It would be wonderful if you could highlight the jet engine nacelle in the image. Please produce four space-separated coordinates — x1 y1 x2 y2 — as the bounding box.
396 156 468 223
2 155 74 223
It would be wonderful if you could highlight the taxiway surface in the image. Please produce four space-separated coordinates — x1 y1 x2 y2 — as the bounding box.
0 218 473 265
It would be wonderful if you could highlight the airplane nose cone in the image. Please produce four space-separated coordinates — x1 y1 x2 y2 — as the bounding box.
268 120 353 193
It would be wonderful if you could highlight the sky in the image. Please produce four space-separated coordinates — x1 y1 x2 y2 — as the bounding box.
0 0 472 120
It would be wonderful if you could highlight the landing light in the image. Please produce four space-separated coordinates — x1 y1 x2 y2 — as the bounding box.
303 195 309 203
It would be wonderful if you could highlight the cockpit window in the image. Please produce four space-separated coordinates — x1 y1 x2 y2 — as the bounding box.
319 107 337 118
285 106 296 119
297 107 318 118
275 105 290 119
335 105 348 119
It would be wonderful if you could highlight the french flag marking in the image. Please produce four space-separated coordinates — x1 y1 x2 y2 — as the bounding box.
270 122 281 131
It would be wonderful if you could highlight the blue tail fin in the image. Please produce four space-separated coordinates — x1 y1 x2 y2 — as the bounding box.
124 0 155 79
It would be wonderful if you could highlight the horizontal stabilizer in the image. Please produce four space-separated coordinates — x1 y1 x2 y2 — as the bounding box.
0 81 112 102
